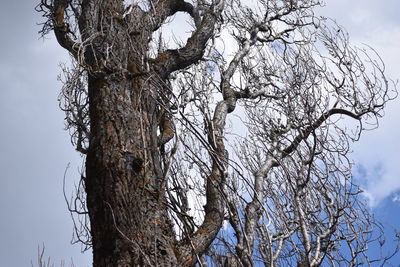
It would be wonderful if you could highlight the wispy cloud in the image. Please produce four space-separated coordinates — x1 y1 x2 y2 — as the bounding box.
392 194 400 203
321 0 400 207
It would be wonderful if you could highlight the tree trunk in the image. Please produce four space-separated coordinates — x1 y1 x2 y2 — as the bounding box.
85 74 178 266
40 0 226 264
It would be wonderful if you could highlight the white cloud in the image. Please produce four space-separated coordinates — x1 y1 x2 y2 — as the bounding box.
320 0 400 207
350 26 400 206
392 194 400 203
355 160 400 207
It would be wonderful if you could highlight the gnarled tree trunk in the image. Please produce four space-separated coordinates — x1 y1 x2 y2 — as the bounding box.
39 0 225 265
85 73 178 266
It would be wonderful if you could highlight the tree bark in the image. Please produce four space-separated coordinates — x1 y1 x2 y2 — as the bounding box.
85 73 178 266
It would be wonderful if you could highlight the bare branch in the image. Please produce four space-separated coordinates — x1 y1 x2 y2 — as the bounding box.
151 0 224 77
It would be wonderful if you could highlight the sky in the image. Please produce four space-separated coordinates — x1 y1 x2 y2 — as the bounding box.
0 1 399 266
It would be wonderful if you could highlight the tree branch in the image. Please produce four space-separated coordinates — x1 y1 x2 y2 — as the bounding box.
158 110 175 147
52 0 79 58
146 0 201 31
151 0 224 78
283 108 362 156
176 99 229 265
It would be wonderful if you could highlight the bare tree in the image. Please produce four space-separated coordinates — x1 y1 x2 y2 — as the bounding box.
31 244 76 267
37 0 398 266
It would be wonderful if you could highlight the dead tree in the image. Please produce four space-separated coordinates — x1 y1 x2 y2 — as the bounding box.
37 0 398 266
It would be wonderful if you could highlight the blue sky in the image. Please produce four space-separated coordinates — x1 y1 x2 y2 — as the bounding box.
0 1 399 266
